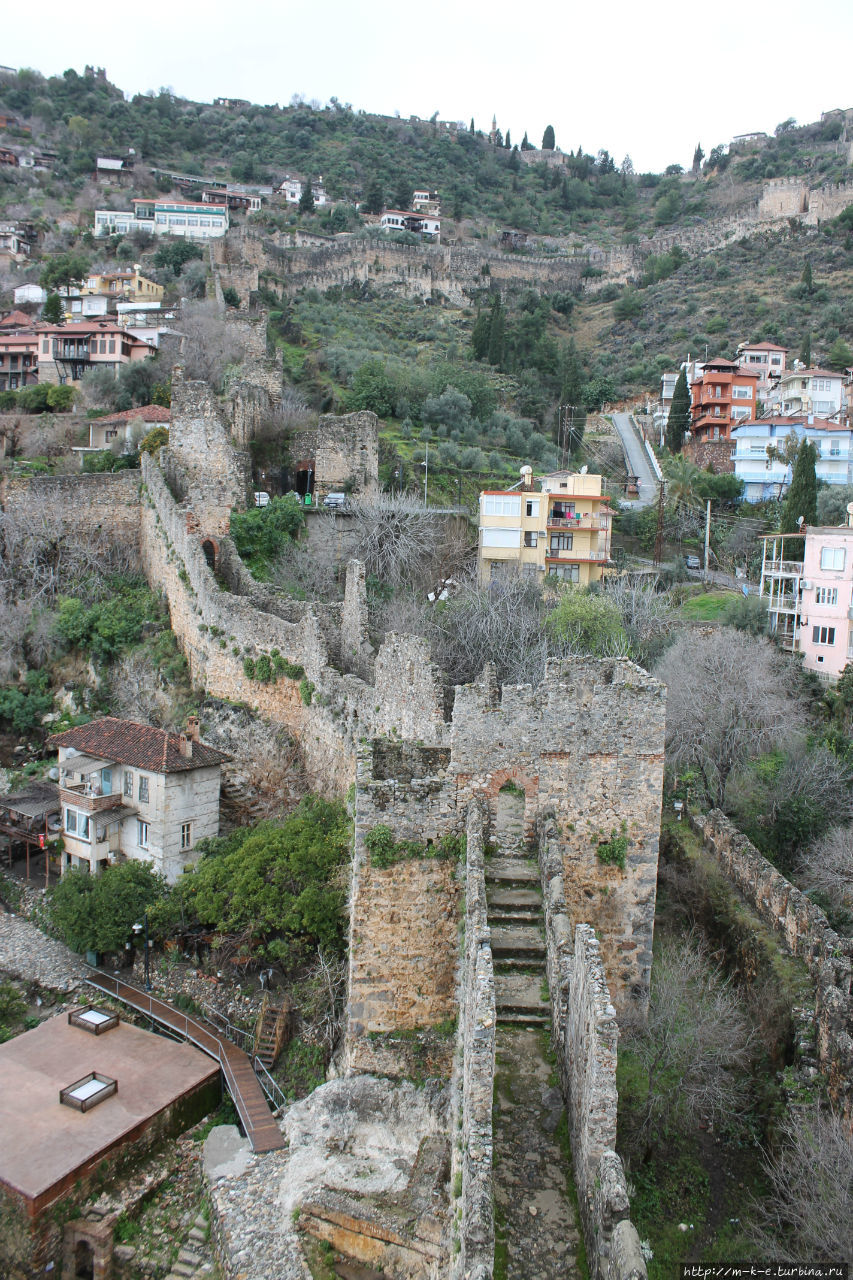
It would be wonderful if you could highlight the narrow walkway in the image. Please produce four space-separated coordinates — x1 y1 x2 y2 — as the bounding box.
86 971 285 1153
487 790 582 1279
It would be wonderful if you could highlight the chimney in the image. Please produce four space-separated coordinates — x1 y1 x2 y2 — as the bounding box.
179 733 192 759
186 715 200 743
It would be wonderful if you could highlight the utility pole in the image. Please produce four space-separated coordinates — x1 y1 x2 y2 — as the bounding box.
704 498 712 581
653 480 666 565
422 441 429 506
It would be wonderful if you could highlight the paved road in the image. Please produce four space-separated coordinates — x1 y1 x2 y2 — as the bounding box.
611 413 659 508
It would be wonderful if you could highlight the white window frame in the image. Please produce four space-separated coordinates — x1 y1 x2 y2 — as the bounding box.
815 587 838 605
138 775 149 803
137 819 149 849
482 495 521 518
123 771 133 797
64 808 91 841
820 546 846 571
180 821 192 850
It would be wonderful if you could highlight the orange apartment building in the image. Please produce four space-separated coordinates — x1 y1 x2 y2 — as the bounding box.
689 358 760 444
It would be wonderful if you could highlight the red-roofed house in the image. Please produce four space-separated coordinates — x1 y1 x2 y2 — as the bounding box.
689 357 760 443
73 404 170 464
779 367 846 419
0 309 36 333
35 320 154 386
0 333 39 391
736 341 788 399
49 717 227 882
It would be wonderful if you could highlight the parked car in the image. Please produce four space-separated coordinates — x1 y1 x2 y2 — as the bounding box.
685 554 701 570
323 492 347 509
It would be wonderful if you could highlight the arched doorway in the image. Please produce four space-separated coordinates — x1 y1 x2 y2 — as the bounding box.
74 1238 95 1280
201 539 217 571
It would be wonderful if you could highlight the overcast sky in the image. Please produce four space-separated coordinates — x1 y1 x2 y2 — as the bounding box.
7 0 853 173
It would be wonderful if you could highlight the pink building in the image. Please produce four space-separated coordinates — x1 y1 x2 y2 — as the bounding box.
761 522 853 680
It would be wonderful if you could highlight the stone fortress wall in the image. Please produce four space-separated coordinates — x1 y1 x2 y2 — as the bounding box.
692 810 853 1128
211 173 853 309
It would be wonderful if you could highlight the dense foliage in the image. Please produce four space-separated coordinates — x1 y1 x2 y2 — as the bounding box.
49 861 165 954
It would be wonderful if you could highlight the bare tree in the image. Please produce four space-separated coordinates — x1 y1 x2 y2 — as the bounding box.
799 825 853 927
749 1105 853 1264
602 575 676 669
106 651 172 728
655 630 805 810
178 300 246 389
621 935 753 1158
344 494 461 590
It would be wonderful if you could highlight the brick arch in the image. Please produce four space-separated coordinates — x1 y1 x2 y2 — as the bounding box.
480 766 540 843
201 537 220 571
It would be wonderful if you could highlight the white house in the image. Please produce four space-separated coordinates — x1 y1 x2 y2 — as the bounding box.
380 210 441 240
13 284 46 306
279 173 328 206
49 717 227 883
94 199 228 240
735 341 787 400
779 367 845 419
730 415 853 501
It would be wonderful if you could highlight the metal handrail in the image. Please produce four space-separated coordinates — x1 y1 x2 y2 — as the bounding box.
84 972 260 1141
253 1056 288 1111
196 998 254 1053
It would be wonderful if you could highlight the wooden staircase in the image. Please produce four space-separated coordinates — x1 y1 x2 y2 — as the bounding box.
253 993 291 1070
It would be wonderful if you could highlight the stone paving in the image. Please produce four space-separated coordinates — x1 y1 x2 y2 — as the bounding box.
490 790 582 1279
493 1027 582 1280
0 910 87 992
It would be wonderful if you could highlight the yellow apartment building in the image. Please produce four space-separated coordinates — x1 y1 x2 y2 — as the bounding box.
478 467 613 586
83 267 164 303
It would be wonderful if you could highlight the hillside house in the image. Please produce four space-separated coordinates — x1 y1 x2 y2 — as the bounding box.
735 341 787 400
380 210 441 240
13 284 46 306
478 466 613 587
72 404 170 465
779 367 846 420
35 320 154 385
49 717 227 883
95 155 135 184
761 519 853 680
279 173 328 207
0 223 32 265
731 415 853 501
94 199 229 239
689 357 760 443
0 333 39 391
83 268 164 303
412 190 441 215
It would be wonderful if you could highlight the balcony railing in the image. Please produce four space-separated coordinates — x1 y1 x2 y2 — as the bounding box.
547 515 609 530
59 784 123 814
546 549 607 562
763 559 804 575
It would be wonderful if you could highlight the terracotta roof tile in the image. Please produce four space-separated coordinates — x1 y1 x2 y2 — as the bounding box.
99 405 170 426
48 718 227 774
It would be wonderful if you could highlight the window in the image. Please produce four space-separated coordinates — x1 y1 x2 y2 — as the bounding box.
715 385 722 398
820 546 846 571
482 495 521 517
482 527 521 548
123 771 133 797
180 822 192 850
525 499 540 518
732 386 753 399
138 775 149 803
547 564 580 582
550 532 574 551
137 819 149 848
815 587 838 605
523 531 538 548
64 809 90 841
812 626 836 646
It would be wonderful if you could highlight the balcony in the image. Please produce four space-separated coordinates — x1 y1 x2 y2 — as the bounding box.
58 784 125 814
546 549 608 562
764 559 804 575
547 515 609 530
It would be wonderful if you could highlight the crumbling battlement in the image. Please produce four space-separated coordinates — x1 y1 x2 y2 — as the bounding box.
692 810 853 1128
289 410 379 503
167 370 252 535
0 469 142 547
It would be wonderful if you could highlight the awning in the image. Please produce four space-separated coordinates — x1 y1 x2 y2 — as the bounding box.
59 754 113 778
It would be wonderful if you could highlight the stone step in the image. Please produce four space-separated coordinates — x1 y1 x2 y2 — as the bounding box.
485 858 539 884
170 1265 196 1278
490 926 545 959
494 973 551 1015
493 956 547 974
179 1248 203 1265
496 1010 551 1026
487 886 542 906
188 1228 207 1244
490 910 543 927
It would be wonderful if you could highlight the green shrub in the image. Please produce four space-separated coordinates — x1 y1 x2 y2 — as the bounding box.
0 670 53 733
49 861 167 955
597 824 628 870
365 824 465 868
299 678 315 705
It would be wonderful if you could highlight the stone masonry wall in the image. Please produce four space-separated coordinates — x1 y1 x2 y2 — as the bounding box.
167 370 252 534
692 810 853 1127
451 659 666 1014
565 924 647 1280
0 469 141 546
453 800 495 1280
289 410 380 502
346 739 460 1071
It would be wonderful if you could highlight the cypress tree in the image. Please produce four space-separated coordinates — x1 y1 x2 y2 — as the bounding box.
521 131 530 150
505 129 511 149
487 296 505 367
666 369 691 454
780 440 818 533
298 177 315 214
470 117 475 135
471 309 491 361
542 124 556 151
799 332 812 367
801 261 813 295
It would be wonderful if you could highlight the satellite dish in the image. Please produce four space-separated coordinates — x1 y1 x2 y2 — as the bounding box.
580 465 588 475
796 516 804 528
846 502 853 515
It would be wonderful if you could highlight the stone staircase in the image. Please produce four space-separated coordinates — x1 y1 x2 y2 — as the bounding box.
487 792 550 1027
